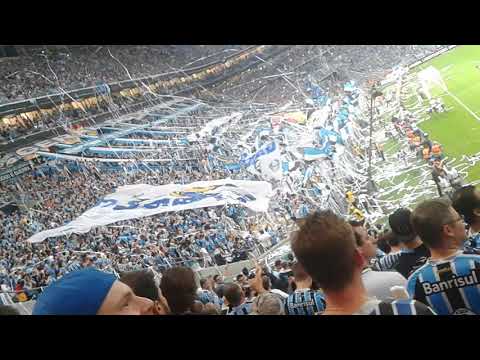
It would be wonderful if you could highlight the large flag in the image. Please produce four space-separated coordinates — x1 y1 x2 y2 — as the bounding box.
240 142 283 181
27 179 272 243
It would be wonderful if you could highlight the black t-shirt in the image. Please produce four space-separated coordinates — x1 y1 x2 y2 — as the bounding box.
394 243 430 279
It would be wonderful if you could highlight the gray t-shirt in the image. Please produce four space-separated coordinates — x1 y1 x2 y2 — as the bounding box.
361 268 407 301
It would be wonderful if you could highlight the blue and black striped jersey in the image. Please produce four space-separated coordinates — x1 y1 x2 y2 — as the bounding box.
466 232 480 250
368 298 436 315
66 262 82 274
394 244 430 279
285 289 326 315
198 290 222 306
371 251 402 271
407 251 480 315
227 301 253 315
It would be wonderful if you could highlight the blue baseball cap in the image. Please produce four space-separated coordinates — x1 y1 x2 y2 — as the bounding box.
33 268 117 315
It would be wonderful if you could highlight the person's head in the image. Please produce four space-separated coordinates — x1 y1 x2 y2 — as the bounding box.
81 254 93 267
291 261 312 288
433 159 442 170
160 267 197 314
199 278 208 290
236 274 246 285
202 302 221 315
0 305 20 315
251 292 284 315
388 208 417 245
349 222 377 263
376 232 391 253
223 283 244 307
382 231 400 248
120 270 169 315
190 301 204 314
452 185 480 227
213 274 223 284
411 199 467 251
274 259 282 270
291 210 363 292
33 268 154 315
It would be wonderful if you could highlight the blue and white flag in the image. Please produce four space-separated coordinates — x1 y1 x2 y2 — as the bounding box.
303 146 332 161
240 142 283 181
27 179 273 243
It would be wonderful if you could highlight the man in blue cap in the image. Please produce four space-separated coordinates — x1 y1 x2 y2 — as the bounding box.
33 268 155 315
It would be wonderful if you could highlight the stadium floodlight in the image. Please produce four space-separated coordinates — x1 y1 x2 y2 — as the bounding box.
418 66 448 99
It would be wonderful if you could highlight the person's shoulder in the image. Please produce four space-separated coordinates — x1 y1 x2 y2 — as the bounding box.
456 250 480 261
406 261 430 282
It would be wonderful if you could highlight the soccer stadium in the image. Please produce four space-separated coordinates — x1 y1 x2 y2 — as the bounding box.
0 45 480 315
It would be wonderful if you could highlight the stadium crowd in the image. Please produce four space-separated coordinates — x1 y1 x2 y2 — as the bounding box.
0 45 442 143
4 185 480 316
3 45 480 316
0 158 294 302
0 45 247 103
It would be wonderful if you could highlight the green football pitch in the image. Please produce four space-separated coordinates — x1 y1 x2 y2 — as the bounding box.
403 45 480 182
372 45 480 221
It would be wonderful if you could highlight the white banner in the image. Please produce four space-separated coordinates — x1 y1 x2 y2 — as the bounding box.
27 179 272 243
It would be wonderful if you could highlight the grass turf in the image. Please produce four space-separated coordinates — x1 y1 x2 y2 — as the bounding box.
372 46 480 221
404 45 480 182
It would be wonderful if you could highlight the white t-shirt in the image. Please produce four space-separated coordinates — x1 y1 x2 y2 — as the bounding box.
361 268 407 301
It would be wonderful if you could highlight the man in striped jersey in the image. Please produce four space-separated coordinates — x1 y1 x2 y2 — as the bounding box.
285 262 325 315
348 219 403 273
371 233 403 271
292 210 435 315
350 222 407 301
223 283 252 315
197 277 222 307
452 185 480 250
408 198 480 315
372 209 430 278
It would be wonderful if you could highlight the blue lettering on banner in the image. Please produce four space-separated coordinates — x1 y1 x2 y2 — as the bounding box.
113 200 142 211
172 192 206 206
143 198 170 209
92 185 257 212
